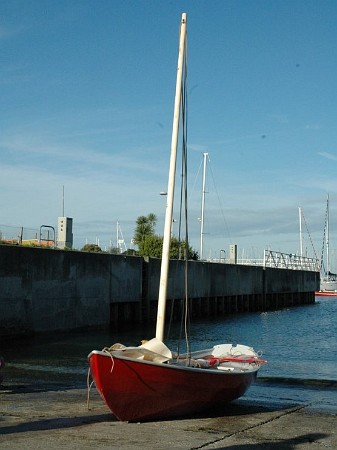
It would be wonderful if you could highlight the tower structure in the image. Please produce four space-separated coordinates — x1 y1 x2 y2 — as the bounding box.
57 217 73 249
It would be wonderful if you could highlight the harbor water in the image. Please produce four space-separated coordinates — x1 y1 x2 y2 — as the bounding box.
1 295 337 413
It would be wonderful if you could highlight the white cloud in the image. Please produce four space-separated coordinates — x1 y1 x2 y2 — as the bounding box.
318 152 337 162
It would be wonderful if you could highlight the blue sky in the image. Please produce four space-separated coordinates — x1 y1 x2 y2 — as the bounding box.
1 0 337 266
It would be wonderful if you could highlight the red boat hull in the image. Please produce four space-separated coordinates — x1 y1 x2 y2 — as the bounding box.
315 291 337 297
88 351 258 422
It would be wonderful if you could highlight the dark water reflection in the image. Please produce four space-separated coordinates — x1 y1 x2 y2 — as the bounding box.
1 296 337 412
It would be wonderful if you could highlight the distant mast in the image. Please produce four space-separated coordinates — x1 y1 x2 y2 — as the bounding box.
200 152 208 260
116 221 127 253
299 207 303 259
62 185 65 216
326 194 330 275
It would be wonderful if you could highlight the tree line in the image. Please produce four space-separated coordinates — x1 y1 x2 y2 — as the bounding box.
82 213 198 260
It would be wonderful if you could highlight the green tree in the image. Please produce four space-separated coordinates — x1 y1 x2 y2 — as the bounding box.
140 234 163 258
81 243 102 253
133 213 157 251
140 234 198 260
170 236 199 260
133 213 198 259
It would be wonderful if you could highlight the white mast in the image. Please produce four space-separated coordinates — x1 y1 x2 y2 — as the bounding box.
116 221 119 253
156 13 187 342
299 207 303 259
62 185 65 217
116 221 126 253
200 152 208 260
326 194 330 275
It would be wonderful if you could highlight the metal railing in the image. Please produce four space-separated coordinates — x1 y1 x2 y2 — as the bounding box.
210 249 319 272
263 250 319 271
0 224 55 247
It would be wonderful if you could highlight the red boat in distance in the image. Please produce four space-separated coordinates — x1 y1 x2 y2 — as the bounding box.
315 291 337 297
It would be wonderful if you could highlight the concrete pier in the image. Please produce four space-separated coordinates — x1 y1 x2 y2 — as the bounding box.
0 245 319 338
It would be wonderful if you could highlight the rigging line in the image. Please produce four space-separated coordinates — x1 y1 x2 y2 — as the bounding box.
167 98 186 345
174 33 189 356
167 107 185 344
207 157 233 242
165 257 180 345
300 209 318 261
176 90 185 349
320 198 329 273
181 35 191 358
190 155 203 197
177 36 189 258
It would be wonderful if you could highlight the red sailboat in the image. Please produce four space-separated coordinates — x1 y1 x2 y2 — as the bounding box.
88 13 266 422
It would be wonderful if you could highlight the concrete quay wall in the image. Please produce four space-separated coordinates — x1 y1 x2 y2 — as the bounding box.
0 245 142 337
0 245 319 337
142 258 318 322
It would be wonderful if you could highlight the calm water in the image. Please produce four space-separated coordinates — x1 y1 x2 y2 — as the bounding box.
2 296 337 412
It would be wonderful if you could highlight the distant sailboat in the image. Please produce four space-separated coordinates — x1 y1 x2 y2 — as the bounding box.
317 195 337 295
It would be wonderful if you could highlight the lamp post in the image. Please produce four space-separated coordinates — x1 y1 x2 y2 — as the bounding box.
160 192 175 237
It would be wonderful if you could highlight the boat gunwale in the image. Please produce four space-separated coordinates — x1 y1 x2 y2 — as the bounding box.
88 350 261 375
